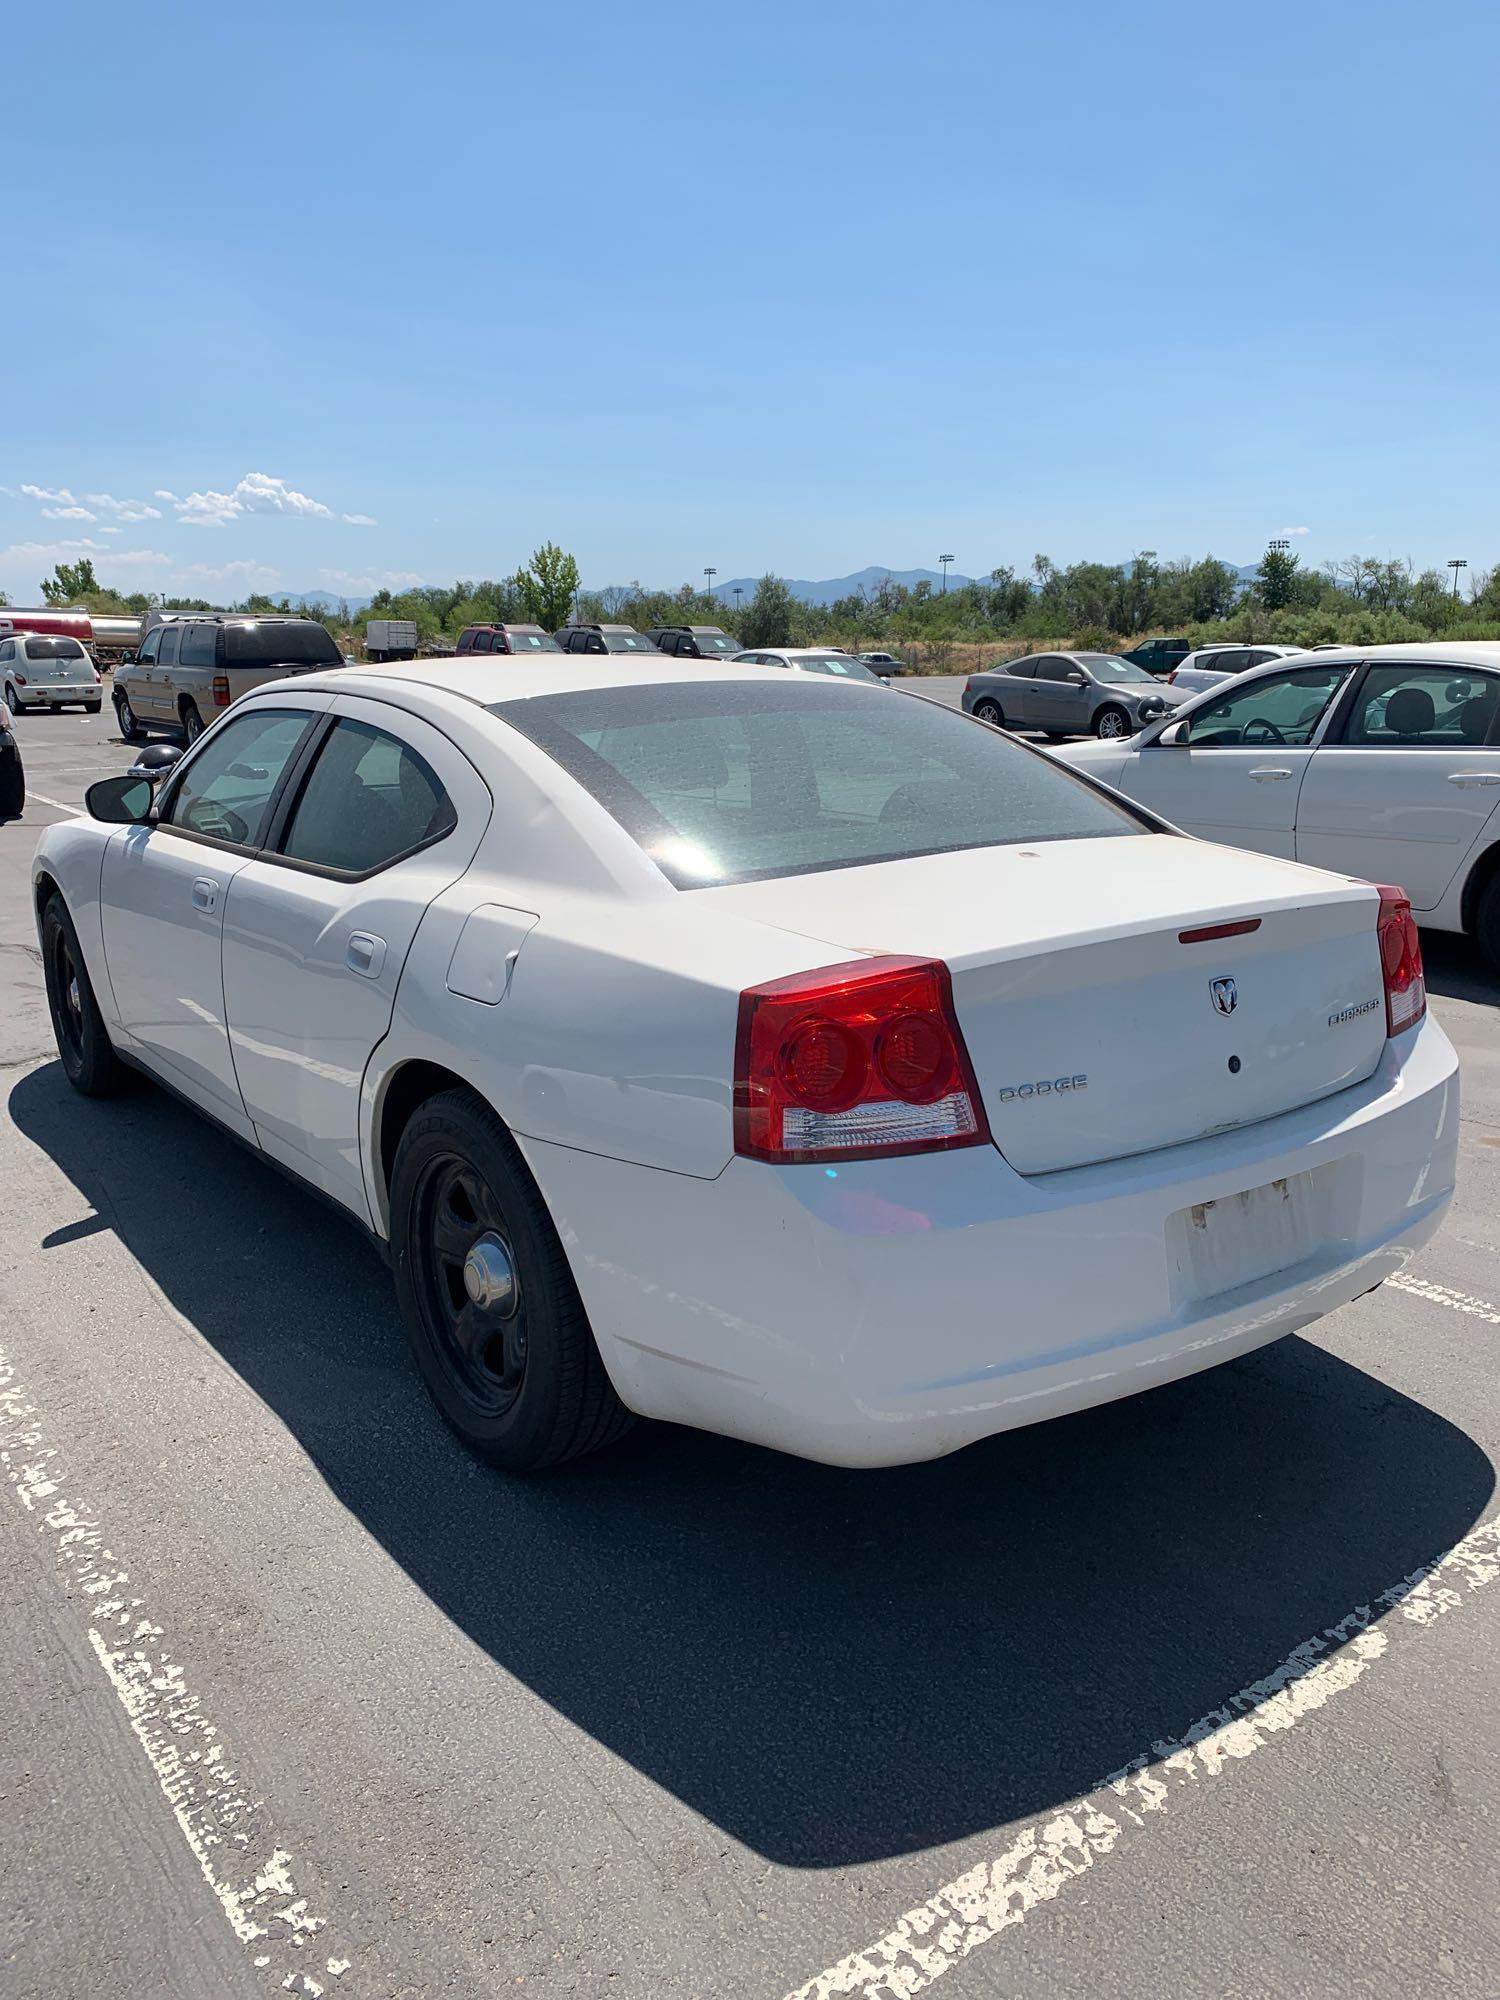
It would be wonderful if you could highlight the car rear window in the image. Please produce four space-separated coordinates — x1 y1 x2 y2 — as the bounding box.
25 637 85 660
222 622 342 667
491 679 1147 887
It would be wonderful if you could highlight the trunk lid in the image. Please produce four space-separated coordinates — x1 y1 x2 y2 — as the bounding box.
707 834 1388 1175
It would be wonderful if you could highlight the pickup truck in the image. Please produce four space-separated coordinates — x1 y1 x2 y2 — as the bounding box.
113 614 346 743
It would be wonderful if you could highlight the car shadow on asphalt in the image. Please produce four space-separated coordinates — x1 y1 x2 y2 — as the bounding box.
1421 930 1499 1010
11 1061 1494 1871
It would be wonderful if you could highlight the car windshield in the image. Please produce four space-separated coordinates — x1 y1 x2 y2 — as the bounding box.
603 633 659 653
508 631 562 652
695 634 739 654
797 655 884 682
223 622 342 667
25 637 86 660
1079 654 1153 683
491 679 1145 888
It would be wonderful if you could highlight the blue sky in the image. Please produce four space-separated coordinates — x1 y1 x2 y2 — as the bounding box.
3 0 1498 603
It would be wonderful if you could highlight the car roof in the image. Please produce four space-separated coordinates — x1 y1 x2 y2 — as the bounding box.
1217 641 1500 669
303 655 796 705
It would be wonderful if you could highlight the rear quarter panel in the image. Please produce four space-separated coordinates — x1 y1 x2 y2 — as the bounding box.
31 820 119 1025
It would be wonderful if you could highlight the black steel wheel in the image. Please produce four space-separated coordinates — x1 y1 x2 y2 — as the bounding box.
389 1087 634 1470
41 896 129 1096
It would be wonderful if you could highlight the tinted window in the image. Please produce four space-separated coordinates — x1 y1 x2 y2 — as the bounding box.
279 718 455 873
471 631 493 652
1005 660 1037 678
24 636 86 660
1205 648 1249 674
491 680 1145 888
136 631 161 665
178 624 217 668
223 621 341 668
1344 666 1500 748
1184 665 1351 748
1033 656 1073 680
158 627 181 666
166 708 313 847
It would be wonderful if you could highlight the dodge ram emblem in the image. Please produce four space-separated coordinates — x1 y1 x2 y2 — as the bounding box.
1210 976 1238 1017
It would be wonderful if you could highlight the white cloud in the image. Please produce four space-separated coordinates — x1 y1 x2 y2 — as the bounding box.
0 537 172 575
85 492 164 523
342 512 378 527
318 567 424 593
1287 525 1311 536
22 483 75 503
42 505 97 522
172 470 338 528
178 558 281 590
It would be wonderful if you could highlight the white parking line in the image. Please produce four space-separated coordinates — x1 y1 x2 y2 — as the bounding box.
0 1347 356 1996
23 791 79 814
1387 1272 1500 1325
781 1512 1500 2000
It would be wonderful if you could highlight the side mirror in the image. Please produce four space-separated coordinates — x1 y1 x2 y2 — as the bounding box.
1066 670 1088 685
86 774 156 824
127 743 183 782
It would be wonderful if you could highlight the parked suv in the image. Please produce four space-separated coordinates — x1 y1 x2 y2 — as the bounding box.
455 623 564 656
114 615 345 743
553 624 666 658
0 633 103 715
646 625 741 660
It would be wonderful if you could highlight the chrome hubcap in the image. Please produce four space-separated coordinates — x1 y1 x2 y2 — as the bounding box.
462 1232 521 1318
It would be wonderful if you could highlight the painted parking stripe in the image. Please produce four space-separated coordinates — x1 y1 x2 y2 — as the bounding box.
1386 1272 1500 1326
23 791 80 813
0 1346 356 1996
781 1512 1500 2000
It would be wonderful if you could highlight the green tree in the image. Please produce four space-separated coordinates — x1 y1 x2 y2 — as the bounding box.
41 558 99 604
514 542 581 631
740 573 796 647
1256 546 1301 611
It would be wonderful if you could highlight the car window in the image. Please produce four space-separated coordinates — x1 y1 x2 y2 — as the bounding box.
1184 664 1352 748
472 631 493 652
278 717 456 874
1033 656 1073 681
165 708 315 847
178 624 217 668
158 627 181 666
0 641 12 662
26 636 86 660
1342 665 1500 749
136 631 161 665
1006 660 1037 678
223 621 342 668
493 679 1147 888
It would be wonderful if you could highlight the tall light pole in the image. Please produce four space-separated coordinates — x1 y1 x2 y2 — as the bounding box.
1449 558 1468 600
939 553 955 593
704 566 717 603
1268 538 1291 555
732 584 743 619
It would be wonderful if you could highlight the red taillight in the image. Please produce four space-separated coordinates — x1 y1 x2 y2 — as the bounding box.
1376 885 1425 1036
1166 670 1178 684
211 674 231 708
963 678 974 693
734 955 990 1163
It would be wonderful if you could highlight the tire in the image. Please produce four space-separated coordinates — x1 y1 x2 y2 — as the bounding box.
0 759 22 819
86 701 102 715
1476 874 1500 971
389 1087 634 1470
3 684 17 716
181 699 205 744
972 698 1006 727
115 692 142 742
1094 704 1131 740
41 895 130 1097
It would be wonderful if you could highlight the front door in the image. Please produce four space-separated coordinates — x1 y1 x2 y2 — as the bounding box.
1028 656 1092 734
1295 662 1500 907
220 697 492 1221
1123 662 1355 858
99 703 323 1132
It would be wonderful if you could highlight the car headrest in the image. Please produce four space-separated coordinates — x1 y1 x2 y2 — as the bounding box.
1385 687 1435 737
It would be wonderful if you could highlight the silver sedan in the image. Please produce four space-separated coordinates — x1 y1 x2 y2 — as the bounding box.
962 651 1189 739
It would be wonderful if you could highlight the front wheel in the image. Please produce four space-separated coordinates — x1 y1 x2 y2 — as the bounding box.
389 1088 634 1470
115 692 142 742
972 698 1005 727
41 896 130 1096
1094 704 1131 739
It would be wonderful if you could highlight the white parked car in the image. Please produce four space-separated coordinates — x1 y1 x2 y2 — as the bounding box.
0 632 103 714
34 656 1457 1471
733 647 888 684
1056 643 1500 962
1169 642 1305 696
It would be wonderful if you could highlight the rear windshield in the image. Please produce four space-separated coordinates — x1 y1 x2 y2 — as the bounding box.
491 680 1146 887
25 637 86 660
223 622 342 667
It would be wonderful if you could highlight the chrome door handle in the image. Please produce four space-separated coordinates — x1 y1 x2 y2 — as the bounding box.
191 877 219 912
1248 767 1292 782
1447 772 1500 787
345 931 387 978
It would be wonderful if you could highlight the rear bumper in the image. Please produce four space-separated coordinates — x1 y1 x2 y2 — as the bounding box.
522 1014 1459 1467
8 685 98 706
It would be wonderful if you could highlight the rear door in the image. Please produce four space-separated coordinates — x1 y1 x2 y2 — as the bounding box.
1295 661 1500 907
1120 661 1354 857
219 695 493 1220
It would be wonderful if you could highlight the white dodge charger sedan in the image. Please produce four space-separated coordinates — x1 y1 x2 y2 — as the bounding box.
33 656 1457 1470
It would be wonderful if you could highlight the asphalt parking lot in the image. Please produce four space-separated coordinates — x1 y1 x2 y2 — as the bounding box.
2 706 1498 2000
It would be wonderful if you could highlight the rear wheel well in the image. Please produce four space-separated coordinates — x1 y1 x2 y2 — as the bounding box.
375 1059 480 1216
33 869 61 927
1460 842 1500 933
